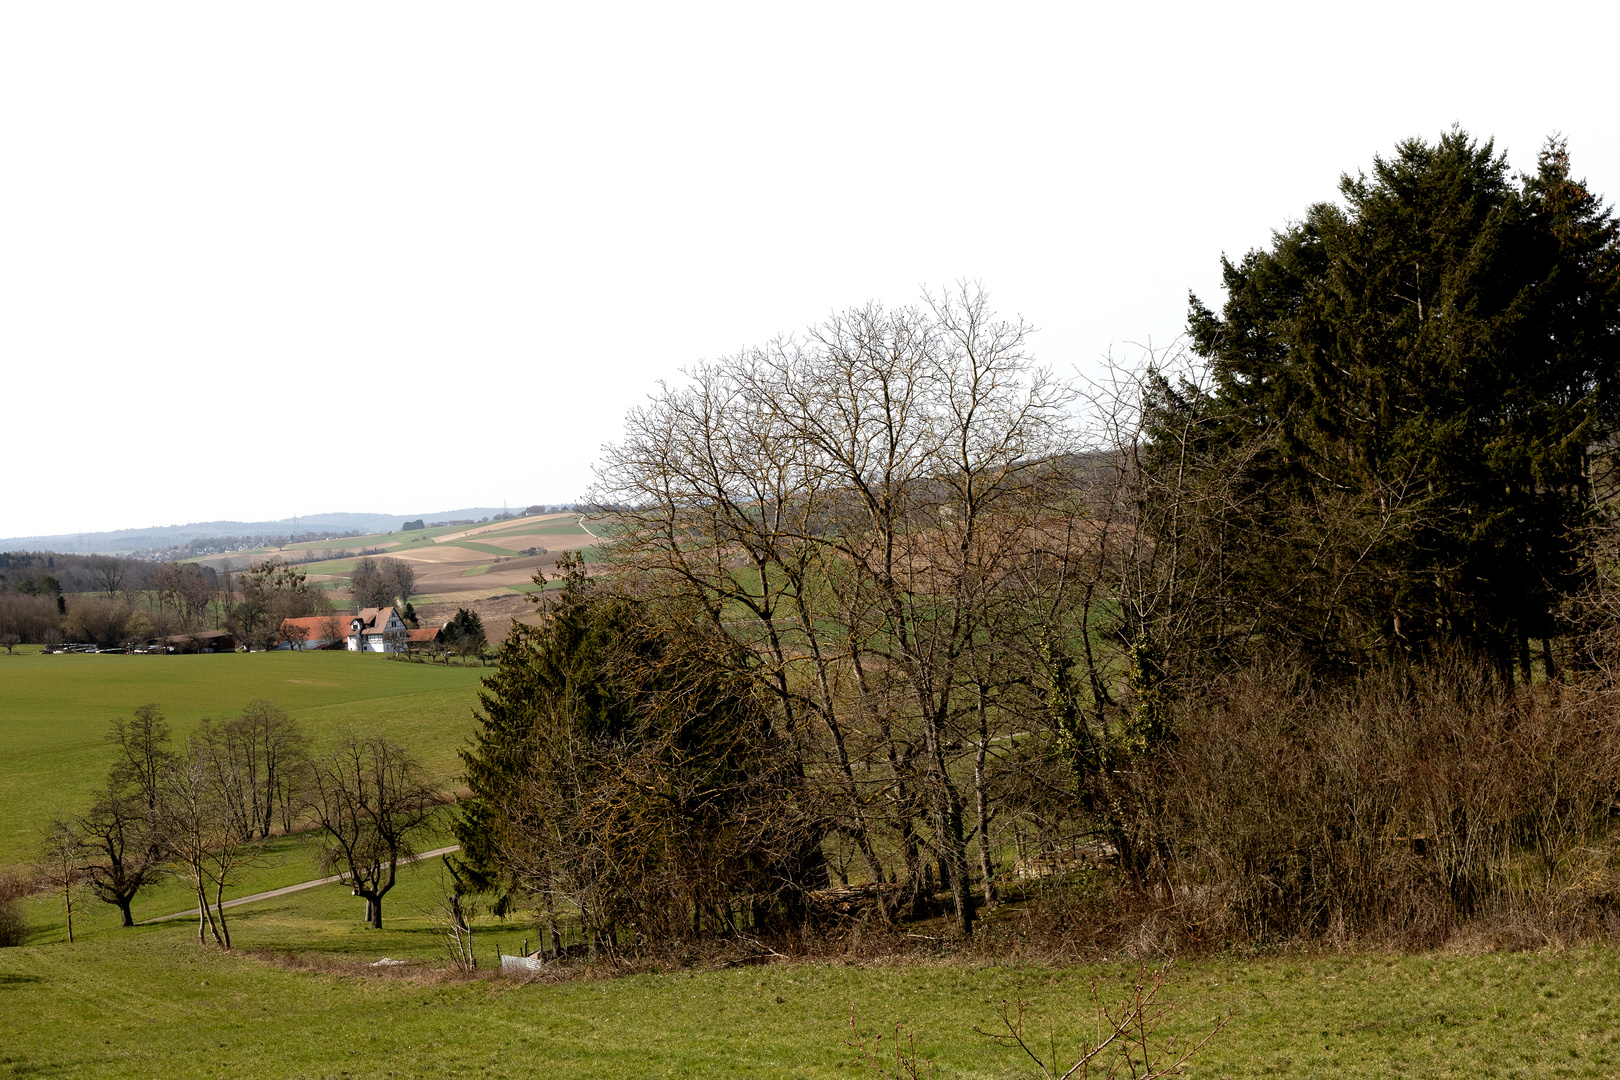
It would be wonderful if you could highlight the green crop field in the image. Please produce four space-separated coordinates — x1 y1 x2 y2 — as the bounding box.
446 540 520 557
299 557 361 574
0 650 485 864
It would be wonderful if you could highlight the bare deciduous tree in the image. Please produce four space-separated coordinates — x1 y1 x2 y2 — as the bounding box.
88 555 128 599
160 733 258 949
387 560 416 605
109 704 174 814
306 732 440 929
349 557 416 609
595 286 1077 938
157 563 218 631
78 787 167 928
35 816 87 943
200 701 306 839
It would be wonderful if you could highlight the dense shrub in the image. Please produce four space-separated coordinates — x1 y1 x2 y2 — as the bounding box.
63 597 148 647
1113 658 1620 947
0 874 29 947
0 900 23 947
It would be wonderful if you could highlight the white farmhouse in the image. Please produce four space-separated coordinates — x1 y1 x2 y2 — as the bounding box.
345 607 409 653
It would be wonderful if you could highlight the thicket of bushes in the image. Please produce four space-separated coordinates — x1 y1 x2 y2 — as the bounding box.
1102 660 1620 949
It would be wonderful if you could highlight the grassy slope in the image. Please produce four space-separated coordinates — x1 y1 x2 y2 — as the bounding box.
0 650 485 863
3 917 1619 1079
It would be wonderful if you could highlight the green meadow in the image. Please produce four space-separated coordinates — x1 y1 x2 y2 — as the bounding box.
0 649 485 863
5 906 1620 1079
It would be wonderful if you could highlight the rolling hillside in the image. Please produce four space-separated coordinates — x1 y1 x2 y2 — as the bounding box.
0 508 518 555
199 511 609 641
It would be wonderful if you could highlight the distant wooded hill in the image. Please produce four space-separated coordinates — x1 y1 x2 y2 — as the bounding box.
0 509 528 555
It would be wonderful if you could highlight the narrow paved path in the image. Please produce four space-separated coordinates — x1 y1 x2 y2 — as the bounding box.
138 845 461 924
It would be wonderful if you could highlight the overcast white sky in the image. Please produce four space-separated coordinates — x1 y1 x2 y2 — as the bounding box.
3 1 1616 539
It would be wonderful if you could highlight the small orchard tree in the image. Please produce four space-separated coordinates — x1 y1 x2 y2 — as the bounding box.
81 705 175 932
35 817 87 943
160 737 255 949
306 732 440 928
79 786 167 928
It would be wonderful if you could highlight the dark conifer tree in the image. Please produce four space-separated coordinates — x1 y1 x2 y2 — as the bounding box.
452 555 825 946
1180 130 1620 676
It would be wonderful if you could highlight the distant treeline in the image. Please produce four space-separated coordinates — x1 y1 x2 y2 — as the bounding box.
136 530 367 562
418 505 585 530
0 552 225 648
1 551 140 596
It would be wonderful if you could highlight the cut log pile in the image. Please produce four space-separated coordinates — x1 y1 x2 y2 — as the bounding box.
808 882 903 919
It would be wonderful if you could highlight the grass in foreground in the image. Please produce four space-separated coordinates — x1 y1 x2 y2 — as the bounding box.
4 905 1620 1080
9 839 1620 1077
0 650 484 862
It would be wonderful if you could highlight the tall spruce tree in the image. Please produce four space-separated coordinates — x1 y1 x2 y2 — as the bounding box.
452 555 826 947
1181 130 1620 677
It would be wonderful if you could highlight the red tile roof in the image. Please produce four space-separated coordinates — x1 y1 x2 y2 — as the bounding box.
280 616 346 639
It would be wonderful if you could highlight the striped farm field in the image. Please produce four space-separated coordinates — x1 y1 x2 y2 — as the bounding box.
414 589 520 605
446 541 517 557
184 513 602 648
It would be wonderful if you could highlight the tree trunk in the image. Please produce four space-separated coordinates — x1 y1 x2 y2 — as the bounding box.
939 796 974 938
920 702 974 938
116 896 134 928
197 883 223 946
974 684 997 906
544 891 562 959
898 820 928 920
214 880 232 950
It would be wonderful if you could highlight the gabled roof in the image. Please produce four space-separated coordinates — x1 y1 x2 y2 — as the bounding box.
281 616 345 638
348 607 400 635
161 630 235 643
406 627 442 643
